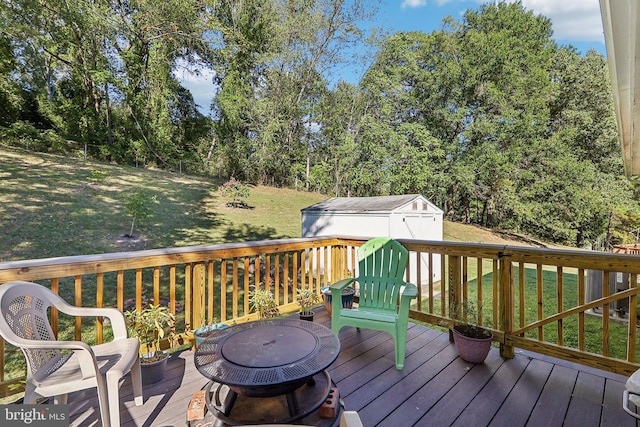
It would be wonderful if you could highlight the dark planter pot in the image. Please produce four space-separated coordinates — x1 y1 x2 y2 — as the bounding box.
299 311 315 321
194 323 229 348
141 352 169 385
321 286 356 316
452 325 494 364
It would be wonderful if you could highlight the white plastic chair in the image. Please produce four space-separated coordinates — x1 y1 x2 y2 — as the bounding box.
0 281 143 427
624 369 640 418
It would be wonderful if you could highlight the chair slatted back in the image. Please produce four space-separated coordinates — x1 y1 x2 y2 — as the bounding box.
0 284 68 380
356 237 409 311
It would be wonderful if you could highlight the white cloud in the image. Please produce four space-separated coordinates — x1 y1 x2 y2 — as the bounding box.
520 0 604 42
401 0 427 9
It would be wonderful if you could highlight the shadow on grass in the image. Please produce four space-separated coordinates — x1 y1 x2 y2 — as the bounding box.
224 223 288 242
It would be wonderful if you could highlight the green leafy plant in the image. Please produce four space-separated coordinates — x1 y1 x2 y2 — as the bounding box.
125 304 176 363
124 190 156 237
249 285 280 319
218 177 251 208
89 169 109 183
449 300 492 339
297 287 321 315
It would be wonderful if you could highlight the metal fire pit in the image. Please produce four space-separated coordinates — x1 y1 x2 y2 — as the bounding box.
194 318 340 425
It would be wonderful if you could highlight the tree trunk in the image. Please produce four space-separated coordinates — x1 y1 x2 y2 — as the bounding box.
605 211 615 251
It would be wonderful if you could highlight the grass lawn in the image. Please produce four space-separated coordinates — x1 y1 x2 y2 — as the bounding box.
0 146 327 262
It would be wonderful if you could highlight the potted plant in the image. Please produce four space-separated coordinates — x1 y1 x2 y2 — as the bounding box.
450 301 494 364
125 303 176 384
321 285 356 316
249 285 280 319
193 320 229 348
297 287 321 321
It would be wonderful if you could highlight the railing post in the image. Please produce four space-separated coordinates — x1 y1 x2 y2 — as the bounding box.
192 262 206 330
499 255 515 358
333 244 348 282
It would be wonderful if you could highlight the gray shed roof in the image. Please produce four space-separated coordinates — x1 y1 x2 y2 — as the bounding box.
301 194 427 213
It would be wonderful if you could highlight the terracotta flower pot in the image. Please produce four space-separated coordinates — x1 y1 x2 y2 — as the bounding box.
452 325 493 364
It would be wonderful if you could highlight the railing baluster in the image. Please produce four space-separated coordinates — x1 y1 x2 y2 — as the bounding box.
232 258 239 318
184 264 192 330
284 253 290 304
440 254 446 318
243 257 250 316
449 255 462 324
425 252 432 312
499 257 515 358
135 269 143 312
629 273 638 363
51 278 59 338
519 262 525 329
492 259 499 328
274 254 280 303
153 266 160 305
117 270 124 312
603 270 610 358
315 247 322 291
265 254 271 290
557 266 564 346
477 258 483 327
193 262 206 329
537 264 543 340
75 275 82 340
170 265 177 319
97 272 104 344
578 268 585 352
220 260 227 322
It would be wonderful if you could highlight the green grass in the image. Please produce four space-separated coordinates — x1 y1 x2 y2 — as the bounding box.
0 146 327 262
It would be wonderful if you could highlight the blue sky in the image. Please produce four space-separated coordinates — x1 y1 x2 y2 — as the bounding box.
179 0 606 114
389 0 605 54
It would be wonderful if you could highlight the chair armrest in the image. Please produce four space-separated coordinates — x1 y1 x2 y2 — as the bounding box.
401 282 418 299
51 302 129 340
330 278 357 316
398 283 418 315
10 337 98 379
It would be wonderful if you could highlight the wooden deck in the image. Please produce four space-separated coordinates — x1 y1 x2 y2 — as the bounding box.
66 309 636 426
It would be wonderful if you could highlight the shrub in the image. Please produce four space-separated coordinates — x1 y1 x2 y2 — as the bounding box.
219 177 250 207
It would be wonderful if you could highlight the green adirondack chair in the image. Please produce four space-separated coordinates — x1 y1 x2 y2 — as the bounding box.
329 237 418 370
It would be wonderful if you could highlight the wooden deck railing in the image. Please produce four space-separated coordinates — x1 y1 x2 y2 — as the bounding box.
1 237 640 399
399 240 640 377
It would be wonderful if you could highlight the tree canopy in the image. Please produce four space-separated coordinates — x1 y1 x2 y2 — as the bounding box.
1 1 636 248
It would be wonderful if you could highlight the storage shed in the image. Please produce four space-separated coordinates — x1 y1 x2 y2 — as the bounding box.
301 194 443 284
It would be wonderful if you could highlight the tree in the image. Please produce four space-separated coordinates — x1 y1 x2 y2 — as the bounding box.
356 1 630 245
210 0 377 186
0 32 22 128
125 191 156 238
